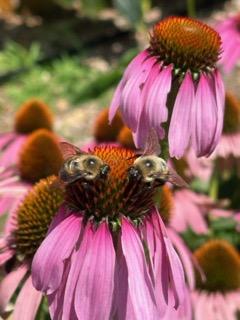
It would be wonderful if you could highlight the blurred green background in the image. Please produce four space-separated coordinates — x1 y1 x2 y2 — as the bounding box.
0 0 227 142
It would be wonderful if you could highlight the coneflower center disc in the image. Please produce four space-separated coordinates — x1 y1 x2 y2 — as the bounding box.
223 92 240 133
18 129 63 183
65 146 157 222
14 99 53 134
194 239 240 292
154 185 173 224
149 16 221 74
14 176 64 259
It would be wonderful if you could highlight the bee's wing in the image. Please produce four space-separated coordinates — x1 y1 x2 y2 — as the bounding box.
166 168 189 188
142 128 161 156
59 141 86 160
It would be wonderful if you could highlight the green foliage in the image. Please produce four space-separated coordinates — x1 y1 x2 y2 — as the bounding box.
182 216 240 251
0 42 41 74
4 47 138 109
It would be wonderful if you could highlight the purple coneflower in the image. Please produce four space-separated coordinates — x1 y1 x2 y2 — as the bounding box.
32 145 186 319
0 176 64 319
110 16 225 158
0 129 63 216
216 14 240 73
192 239 240 319
0 99 53 170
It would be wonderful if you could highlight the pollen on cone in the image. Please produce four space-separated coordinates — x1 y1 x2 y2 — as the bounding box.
14 99 54 134
93 108 124 142
117 126 135 149
223 91 240 133
194 239 240 292
15 175 64 258
150 16 221 72
18 129 63 183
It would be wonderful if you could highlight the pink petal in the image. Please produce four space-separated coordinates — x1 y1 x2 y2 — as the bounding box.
60 223 94 319
109 50 149 123
132 107 151 149
169 72 194 158
0 264 28 312
167 228 195 290
121 217 157 319
146 65 172 129
32 212 82 294
153 210 185 308
212 70 225 142
48 262 77 320
0 135 26 168
120 57 156 132
74 222 115 320
192 74 219 157
0 133 16 150
13 276 42 320
143 216 168 316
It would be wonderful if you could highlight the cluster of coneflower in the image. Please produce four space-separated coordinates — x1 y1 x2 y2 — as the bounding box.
0 13 240 320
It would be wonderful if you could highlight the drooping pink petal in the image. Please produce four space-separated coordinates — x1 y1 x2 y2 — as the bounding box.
152 210 185 308
48 261 76 320
74 222 115 320
32 211 82 294
109 50 149 122
167 228 195 289
13 275 42 320
213 69 225 140
121 217 157 319
112 238 136 320
59 223 94 319
0 264 28 312
146 65 172 130
169 72 194 158
133 107 151 149
142 216 168 317
120 57 156 132
192 73 219 157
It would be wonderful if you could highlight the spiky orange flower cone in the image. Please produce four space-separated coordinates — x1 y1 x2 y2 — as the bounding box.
109 16 224 159
18 129 63 183
14 99 53 134
0 176 64 318
117 126 135 149
93 108 124 142
194 239 240 292
191 239 240 319
155 185 173 224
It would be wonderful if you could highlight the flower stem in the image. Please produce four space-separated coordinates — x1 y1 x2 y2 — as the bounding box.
186 0 196 17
